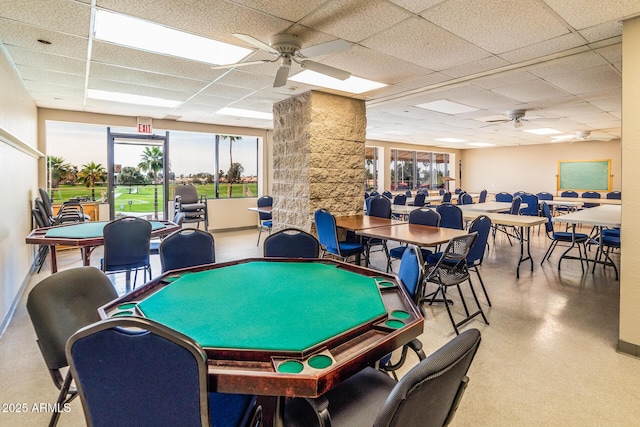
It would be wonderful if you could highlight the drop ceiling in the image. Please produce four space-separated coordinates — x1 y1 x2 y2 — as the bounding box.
0 0 637 148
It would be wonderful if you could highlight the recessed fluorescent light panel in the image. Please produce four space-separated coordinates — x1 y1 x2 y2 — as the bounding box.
87 89 181 108
524 128 562 135
217 107 273 120
551 135 576 141
94 10 252 65
435 138 466 143
415 100 477 114
466 142 496 147
289 70 386 94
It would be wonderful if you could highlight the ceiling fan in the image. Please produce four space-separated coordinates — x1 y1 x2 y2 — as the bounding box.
564 131 615 143
484 109 557 128
212 33 352 88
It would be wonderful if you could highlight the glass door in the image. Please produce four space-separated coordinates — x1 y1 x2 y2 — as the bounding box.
107 129 169 220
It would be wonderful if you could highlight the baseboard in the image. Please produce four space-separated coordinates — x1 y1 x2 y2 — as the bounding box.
208 226 256 233
0 268 33 339
617 339 640 358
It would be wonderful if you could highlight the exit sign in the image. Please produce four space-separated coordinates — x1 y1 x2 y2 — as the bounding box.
137 117 152 134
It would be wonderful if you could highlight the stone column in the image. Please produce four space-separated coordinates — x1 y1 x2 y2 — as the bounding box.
272 91 366 232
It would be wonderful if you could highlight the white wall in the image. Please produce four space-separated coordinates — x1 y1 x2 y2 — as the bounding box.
460 140 622 195
0 46 39 333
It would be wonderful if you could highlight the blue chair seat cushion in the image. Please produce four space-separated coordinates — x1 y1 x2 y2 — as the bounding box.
338 241 364 255
601 235 620 247
262 220 273 228
602 228 620 238
552 231 589 242
390 246 432 260
209 392 256 427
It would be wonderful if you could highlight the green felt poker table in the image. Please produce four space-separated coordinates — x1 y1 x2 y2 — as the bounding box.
99 258 424 427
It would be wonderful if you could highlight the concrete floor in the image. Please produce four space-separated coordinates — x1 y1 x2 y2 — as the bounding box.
1 224 639 426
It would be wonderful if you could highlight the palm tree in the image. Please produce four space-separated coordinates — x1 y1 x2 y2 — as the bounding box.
221 135 242 197
77 162 107 201
138 146 163 219
46 155 73 198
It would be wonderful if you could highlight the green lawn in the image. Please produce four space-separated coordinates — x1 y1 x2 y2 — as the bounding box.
51 183 258 214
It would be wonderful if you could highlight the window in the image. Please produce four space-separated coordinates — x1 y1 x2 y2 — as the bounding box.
365 147 378 191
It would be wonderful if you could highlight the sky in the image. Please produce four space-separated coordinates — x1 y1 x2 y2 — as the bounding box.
46 121 259 176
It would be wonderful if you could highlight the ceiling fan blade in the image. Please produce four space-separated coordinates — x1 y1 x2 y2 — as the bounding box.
300 60 351 80
210 59 273 70
484 119 511 123
298 39 351 58
273 65 290 87
233 33 279 55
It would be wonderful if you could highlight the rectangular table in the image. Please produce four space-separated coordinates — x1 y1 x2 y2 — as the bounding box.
26 220 180 273
553 197 621 205
99 258 423 427
334 214 405 231
459 202 513 213
551 205 621 277
356 223 467 248
463 211 547 278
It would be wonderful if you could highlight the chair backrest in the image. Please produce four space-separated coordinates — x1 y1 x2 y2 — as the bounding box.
442 192 452 203
495 192 513 202
397 245 425 301
370 191 380 198
39 188 54 216
467 215 491 266
439 232 478 265
536 192 553 201
373 329 482 427
561 190 578 198
405 190 412 198
436 204 464 230
67 317 210 427
519 193 539 216
413 193 426 207
160 229 215 272
513 191 525 198
32 205 49 228
457 192 466 204
606 191 621 200
541 202 554 233
382 191 392 199
257 196 273 221
263 228 320 258
314 209 340 256
102 217 152 271
408 208 440 227
26 267 118 387
581 191 601 208
174 184 199 204
454 188 462 194
368 195 392 219
509 196 522 215
35 198 53 226
478 189 487 203
172 212 186 227
393 194 407 206
461 193 473 205
439 188 445 196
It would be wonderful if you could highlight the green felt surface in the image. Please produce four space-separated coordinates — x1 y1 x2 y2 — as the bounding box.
45 221 166 238
137 262 387 352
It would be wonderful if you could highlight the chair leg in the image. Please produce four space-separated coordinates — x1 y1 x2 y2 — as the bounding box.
440 285 459 335
49 371 75 427
257 226 263 246
472 266 491 307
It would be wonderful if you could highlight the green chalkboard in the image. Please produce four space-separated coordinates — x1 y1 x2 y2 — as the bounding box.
558 160 611 192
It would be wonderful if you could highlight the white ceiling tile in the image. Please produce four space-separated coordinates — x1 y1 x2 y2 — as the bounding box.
199 83 257 99
527 51 608 78
544 0 639 29
215 70 275 90
90 62 209 92
543 65 621 95
362 17 490 71
421 0 570 54
386 0 446 14
299 0 412 42
498 33 585 64
0 0 90 36
441 55 509 78
578 22 623 43
0 19 88 59
17 66 85 87
6 46 86 75
491 78 570 103
88 77 193 101
595 45 622 65
472 70 538 89
394 72 452 90
226 0 328 22
23 80 85 98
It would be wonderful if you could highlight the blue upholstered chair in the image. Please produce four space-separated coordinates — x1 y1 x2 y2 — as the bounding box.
540 202 589 271
436 204 463 230
466 215 492 306
442 192 452 203
593 229 620 280
150 212 186 255
66 317 261 427
159 229 215 272
581 191 601 208
256 196 273 245
519 193 539 216
365 196 392 270
495 192 513 203
389 208 441 267
460 193 473 205
263 228 320 259
478 189 488 203
314 209 365 263
606 191 621 200
382 190 392 199
101 216 152 290
411 193 426 207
